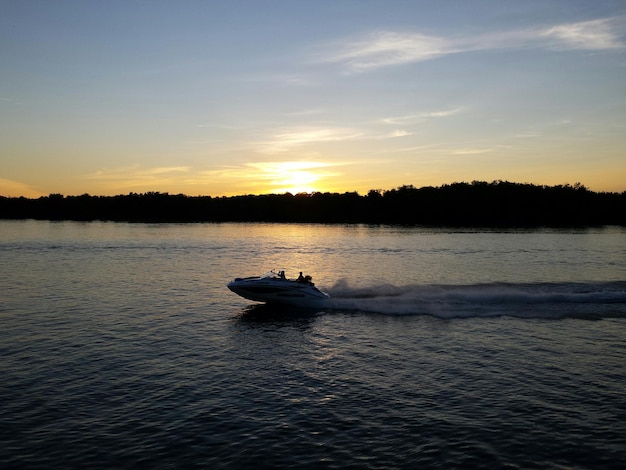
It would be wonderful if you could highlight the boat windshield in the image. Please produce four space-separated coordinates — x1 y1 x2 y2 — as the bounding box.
259 270 314 284
261 271 283 279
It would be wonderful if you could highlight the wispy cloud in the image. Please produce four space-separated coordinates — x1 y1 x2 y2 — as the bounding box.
390 130 412 137
326 31 449 70
285 107 327 117
390 144 442 154
246 161 340 173
382 107 465 125
1 96 24 106
256 127 363 154
90 166 190 178
240 73 316 86
451 148 498 156
539 18 625 50
187 161 347 180
0 178 43 197
322 17 626 71
450 144 512 156
88 166 191 189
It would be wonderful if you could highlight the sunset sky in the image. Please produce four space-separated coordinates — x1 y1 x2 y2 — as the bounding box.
2 1 626 197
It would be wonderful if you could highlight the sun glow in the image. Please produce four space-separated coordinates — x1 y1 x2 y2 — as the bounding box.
247 161 341 194
276 169 318 194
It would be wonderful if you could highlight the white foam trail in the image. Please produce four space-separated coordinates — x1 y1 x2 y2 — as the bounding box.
325 280 626 318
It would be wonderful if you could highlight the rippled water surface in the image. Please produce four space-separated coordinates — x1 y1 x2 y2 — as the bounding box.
2 221 625 469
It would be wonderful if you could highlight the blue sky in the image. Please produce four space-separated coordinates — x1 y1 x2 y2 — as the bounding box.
2 0 625 197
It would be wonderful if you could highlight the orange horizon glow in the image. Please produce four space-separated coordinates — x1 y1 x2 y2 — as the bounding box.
2 168 626 200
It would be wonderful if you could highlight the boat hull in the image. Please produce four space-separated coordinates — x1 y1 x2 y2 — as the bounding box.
227 275 330 307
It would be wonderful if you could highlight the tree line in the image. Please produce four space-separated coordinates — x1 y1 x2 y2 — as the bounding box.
1 181 625 226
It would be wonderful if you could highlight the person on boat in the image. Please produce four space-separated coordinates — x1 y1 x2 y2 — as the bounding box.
297 272 314 284
279 270 286 279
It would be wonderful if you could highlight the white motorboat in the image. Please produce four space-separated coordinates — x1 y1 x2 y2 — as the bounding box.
227 270 330 306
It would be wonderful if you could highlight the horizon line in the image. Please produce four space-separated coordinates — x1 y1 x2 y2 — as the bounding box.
3 180 625 200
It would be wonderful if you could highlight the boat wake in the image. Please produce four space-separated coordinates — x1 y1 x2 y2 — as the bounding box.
325 280 626 319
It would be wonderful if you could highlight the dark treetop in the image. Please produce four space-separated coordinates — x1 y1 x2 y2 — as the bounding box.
1 181 625 227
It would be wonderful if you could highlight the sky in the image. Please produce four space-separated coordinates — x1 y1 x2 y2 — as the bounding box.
2 0 626 197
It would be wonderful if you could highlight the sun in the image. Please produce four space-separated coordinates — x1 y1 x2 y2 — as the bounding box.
248 161 338 194
276 169 319 194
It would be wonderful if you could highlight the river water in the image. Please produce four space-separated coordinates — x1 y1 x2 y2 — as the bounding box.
1 220 625 469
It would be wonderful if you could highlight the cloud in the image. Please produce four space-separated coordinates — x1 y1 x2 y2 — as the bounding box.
285 107 327 117
90 166 190 178
257 127 363 154
0 178 44 197
390 144 442 154
539 18 625 50
391 130 412 137
327 31 449 70
423 107 466 118
382 107 465 125
1 97 24 106
184 161 347 179
246 161 341 173
88 166 191 189
240 73 316 86
451 148 498 156
450 144 512 155
322 17 626 71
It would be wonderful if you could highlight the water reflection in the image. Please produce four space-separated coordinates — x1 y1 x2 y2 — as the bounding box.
235 303 325 324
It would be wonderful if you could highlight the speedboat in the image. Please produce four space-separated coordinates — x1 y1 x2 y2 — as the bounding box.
227 270 330 307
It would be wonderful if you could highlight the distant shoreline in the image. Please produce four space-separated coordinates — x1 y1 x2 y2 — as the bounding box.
1 181 625 227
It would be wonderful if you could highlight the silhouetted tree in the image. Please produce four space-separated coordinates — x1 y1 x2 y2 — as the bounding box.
1 181 625 226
